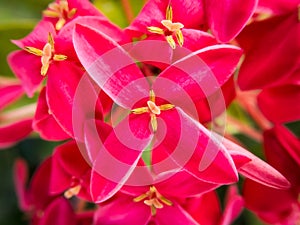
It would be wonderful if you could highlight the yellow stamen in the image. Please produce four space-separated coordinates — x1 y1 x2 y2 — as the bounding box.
175 30 184 47
150 114 158 133
165 35 176 49
166 5 173 21
159 104 175 111
131 107 149 114
24 47 43 56
64 184 81 199
133 186 173 216
53 54 68 61
147 26 164 35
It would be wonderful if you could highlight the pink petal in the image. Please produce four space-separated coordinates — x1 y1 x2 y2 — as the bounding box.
258 84 300 123
155 108 238 184
59 16 124 44
222 137 291 189
85 116 153 202
205 0 258 42
220 185 244 225
183 192 221 225
33 88 70 140
7 51 43 97
13 159 30 211
0 84 23 110
73 24 149 109
28 158 57 210
237 10 299 90
155 202 199 225
11 20 56 49
50 141 90 195
153 45 242 111
0 119 33 148
158 171 219 198
39 197 76 225
258 0 299 15
94 193 151 225
46 61 83 137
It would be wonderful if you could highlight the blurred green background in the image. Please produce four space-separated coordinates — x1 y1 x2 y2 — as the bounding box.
0 0 265 224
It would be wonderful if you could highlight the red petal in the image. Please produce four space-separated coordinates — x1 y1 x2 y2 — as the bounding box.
205 0 258 42
0 84 23 110
94 193 151 225
33 88 70 140
243 179 297 224
264 126 300 187
220 185 244 225
258 84 300 123
39 197 76 225
46 61 83 137
222 137 291 189
73 24 149 109
155 202 199 225
13 159 30 211
12 20 56 49
156 108 238 184
7 51 43 97
0 119 32 148
153 45 241 112
237 10 299 90
85 116 153 202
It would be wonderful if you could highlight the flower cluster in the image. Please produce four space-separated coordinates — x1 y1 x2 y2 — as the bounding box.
1 0 299 224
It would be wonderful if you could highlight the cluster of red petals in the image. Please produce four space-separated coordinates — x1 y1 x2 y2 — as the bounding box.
3 0 299 224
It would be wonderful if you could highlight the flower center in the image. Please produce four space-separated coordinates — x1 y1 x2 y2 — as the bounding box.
133 186 172 216
24 33 67 76
131 90 174 133
64 184 81 199
43 0 77 30
147 5 184 49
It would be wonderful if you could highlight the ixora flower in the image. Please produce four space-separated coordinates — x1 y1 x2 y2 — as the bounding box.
14 158 93 225
73 24 289 203
0 80 33 148
42 0 104 30
8 16 123 136
243 125 300 224
125 0 257 46
125 0 216 49
94 184 243 225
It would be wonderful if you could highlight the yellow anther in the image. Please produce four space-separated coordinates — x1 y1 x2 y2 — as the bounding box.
131 107 149 114
166 5 173 21
64 184 81 199
159 104 175 111
175 30 184 47
147 26 164 35
165 35 176 49
133 186 173 216
24 47 43 56
48 32 55 50
53 54 68 61
150 114 158 133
